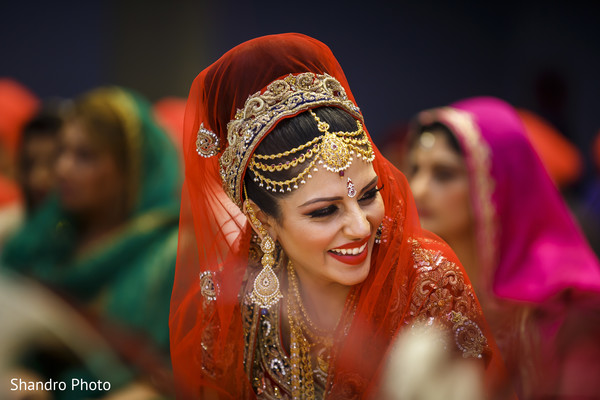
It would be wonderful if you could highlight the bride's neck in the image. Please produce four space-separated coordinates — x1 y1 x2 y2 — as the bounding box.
293 268 350 332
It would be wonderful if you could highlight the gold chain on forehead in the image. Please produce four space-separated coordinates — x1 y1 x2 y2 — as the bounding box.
216 72 365 207
247 110 374 194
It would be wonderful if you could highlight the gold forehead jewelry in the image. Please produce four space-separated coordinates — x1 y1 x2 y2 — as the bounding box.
217 72 364 208
247 110 374 194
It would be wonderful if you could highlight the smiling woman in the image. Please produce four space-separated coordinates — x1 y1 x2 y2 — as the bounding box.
170 33 515 399
247 107 384 313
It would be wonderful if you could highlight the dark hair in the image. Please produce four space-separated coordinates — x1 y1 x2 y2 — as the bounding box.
22 113 62 140
244 106 362 220
19 109 64 212
21 99 69 145
413 122 463 155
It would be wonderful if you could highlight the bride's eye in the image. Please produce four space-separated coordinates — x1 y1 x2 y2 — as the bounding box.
307 205 338 218
359 184 384 203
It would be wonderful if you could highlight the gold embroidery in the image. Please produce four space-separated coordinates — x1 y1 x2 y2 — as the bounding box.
199 282 233 380
199 271 217 301
200 319 221 379
449 311 488 359
220 72 363 207
242 267 294 398
196 123 220 157
409 239 489 359
241 257 355 398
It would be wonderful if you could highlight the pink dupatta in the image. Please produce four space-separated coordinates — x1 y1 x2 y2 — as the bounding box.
417 97 600 399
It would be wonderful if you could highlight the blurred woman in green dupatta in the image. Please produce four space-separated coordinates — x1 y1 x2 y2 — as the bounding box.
1 87 181 398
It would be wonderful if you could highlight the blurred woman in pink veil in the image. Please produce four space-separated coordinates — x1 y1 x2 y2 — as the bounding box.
408 96 600 399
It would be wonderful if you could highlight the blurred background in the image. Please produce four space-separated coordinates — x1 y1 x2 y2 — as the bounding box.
2 1 600 398
2 0 599 163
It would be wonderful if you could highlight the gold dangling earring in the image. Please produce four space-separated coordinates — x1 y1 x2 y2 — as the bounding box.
245 202 283 309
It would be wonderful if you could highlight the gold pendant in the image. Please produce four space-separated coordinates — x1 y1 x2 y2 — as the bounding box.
249 266 282 308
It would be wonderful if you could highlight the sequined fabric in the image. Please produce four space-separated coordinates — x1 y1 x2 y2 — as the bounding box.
237 237 492 398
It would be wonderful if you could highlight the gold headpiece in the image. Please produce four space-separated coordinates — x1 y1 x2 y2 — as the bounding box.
248 110 374 193
217 72 364 207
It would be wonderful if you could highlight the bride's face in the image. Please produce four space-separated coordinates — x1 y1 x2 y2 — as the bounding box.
265 159 384 289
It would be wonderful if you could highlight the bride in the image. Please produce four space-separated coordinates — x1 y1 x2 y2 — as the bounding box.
169 33 512 399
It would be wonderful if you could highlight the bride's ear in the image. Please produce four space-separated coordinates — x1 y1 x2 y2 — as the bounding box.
243 199 278 241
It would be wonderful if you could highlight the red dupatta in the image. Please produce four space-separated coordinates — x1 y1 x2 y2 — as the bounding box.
170 33 512 399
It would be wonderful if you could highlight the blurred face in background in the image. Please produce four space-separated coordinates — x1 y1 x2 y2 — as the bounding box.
56 118 127 217
21 134 59 209
408 129 473 242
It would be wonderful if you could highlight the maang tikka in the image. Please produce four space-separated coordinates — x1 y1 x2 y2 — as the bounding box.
245 200 283 309
220 73 372 208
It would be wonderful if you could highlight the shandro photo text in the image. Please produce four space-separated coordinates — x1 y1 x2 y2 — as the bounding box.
10 378 111 392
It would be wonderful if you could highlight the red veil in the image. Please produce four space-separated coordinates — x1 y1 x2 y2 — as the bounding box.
170 33 511 399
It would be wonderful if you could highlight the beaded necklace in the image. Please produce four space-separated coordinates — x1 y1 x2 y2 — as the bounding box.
287 261 359 397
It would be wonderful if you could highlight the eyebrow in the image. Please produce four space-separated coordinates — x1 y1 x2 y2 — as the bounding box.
299 175 379 207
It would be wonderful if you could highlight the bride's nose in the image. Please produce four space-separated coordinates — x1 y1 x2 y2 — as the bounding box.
342 203 371 239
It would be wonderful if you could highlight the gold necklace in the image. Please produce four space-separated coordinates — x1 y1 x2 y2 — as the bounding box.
288 261 338 392
287 286 315 399
288 261 337 342
287 261 358 396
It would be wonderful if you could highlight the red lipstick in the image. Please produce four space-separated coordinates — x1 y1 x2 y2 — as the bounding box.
327 236 371 265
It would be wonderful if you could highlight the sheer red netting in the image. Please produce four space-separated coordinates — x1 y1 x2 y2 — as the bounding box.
170 33 512 399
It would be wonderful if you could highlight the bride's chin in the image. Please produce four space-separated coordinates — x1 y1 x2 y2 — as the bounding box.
336 261 371 286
